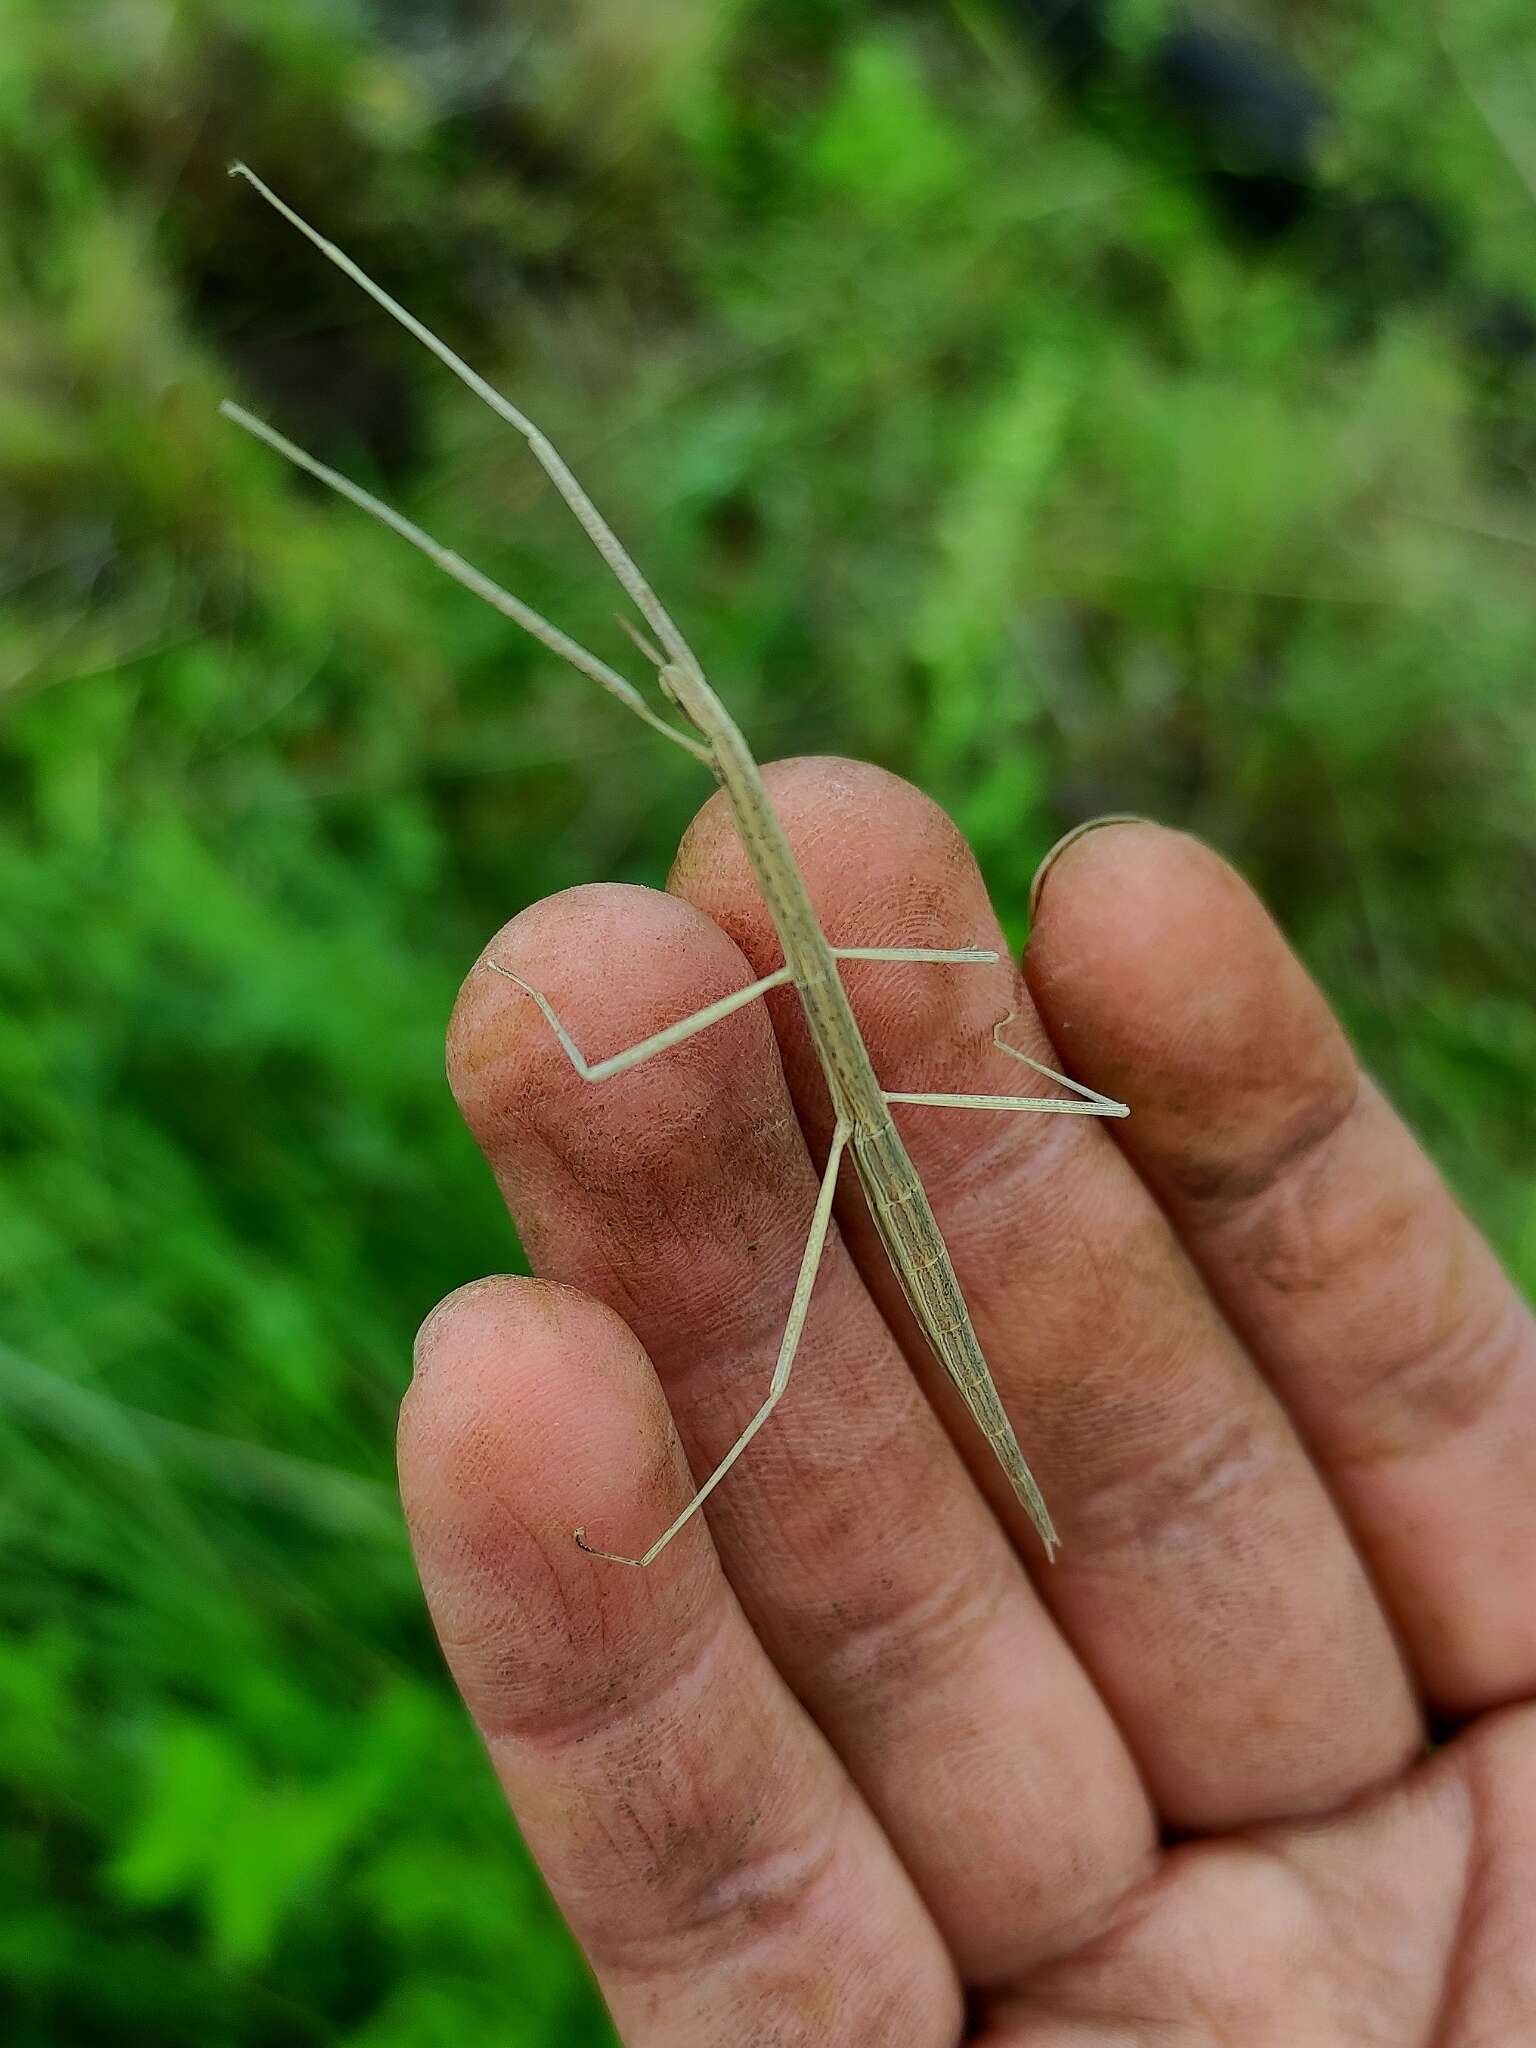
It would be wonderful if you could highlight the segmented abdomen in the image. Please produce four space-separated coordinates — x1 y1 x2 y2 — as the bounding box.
851 1117 1059 1554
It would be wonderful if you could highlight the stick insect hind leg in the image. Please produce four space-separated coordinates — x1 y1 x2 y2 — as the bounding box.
885 1007 1128 1119
831 959 1130 1120
575 1121 851 1568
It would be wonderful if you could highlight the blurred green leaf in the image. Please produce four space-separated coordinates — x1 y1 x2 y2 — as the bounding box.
2 3 1533 2043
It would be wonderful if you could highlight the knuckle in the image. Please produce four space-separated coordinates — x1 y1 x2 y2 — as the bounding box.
468 1575 727 1758
1166 1067 1362 1211
1333 1290 1534 1466
591 1787 845 1978
812 1552 1010 1712
1066 1401 1283 1558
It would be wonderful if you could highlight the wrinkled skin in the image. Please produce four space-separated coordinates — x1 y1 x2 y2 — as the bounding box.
401 763 1536 2046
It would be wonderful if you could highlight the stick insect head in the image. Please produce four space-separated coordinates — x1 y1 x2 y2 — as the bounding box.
656 659 726 740
614 616 724 750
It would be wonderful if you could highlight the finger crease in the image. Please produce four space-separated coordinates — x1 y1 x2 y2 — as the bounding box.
1166 1067 1362 1213
475 1575 733 1758
589 1773 853 1980
1331 1292 1535 1470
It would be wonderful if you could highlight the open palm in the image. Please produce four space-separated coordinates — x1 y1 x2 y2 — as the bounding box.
401 765 1536 2044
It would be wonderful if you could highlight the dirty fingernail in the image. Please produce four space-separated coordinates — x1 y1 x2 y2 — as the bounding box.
1028 815 1147 921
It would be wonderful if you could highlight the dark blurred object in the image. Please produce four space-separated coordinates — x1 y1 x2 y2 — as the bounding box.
997 0 1536 369
1010 1 1325 235
1005 0 1112 84
1151 17 1326 237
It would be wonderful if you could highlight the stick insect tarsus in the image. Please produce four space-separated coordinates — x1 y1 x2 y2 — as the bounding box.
222 164 1129 1567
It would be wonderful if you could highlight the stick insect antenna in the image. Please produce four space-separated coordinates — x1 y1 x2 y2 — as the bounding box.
218 402 710 762
228 162 707 685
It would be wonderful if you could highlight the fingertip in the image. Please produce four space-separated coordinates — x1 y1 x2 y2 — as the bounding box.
1028 814 1149 921
410 1272 516 1381
1027 816 1185 943
401 1275 634 1516
446 884 660 1109
672 757 1019 1122
401 1273 664 1497
446 882 762 1166
399 1274 710 1730
672 754 979 945
1024 820 1357 1199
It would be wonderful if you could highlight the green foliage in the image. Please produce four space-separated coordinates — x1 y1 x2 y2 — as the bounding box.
2 1 1533 2040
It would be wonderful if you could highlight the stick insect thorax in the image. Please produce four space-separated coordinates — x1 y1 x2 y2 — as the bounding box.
221 165 1130 1569
659 658 891 1129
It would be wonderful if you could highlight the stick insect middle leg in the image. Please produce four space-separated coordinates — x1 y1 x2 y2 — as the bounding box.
575 1121 852 1568
886 1083 1128 1117
833 947 1001 964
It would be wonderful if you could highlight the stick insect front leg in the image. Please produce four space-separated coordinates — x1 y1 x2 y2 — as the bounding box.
575 1121 851 1568
485 961 791 1084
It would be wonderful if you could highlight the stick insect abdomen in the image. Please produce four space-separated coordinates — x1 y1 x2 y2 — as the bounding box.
853 1117 1060 1558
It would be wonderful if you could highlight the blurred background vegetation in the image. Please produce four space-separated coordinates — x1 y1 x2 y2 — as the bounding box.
3 0 1533 2040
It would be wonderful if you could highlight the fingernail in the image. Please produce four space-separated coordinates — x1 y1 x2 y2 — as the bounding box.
1029 815 1146 921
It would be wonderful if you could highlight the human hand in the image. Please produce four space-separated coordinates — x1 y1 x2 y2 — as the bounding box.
401 761 1536 2044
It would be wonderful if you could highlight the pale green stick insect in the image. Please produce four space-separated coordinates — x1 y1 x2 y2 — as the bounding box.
222 164 1129 1567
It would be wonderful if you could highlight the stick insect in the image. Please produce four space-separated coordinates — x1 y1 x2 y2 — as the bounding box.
221 164 1129 1567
